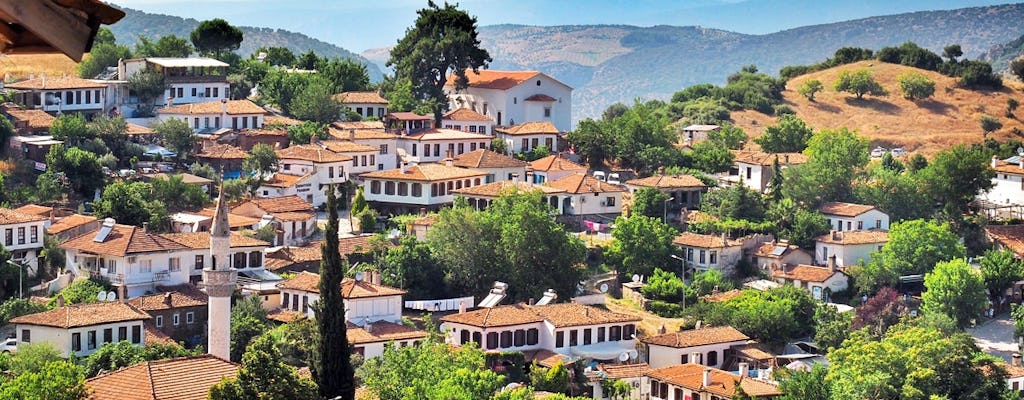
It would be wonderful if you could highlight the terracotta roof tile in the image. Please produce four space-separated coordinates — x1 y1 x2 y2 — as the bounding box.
701 289 745 303
260 173 312 189
11 302 150 328
330 121 386 131
86 355 239 400
0 207 47 224
276 144 352 163
13 204 53 217
523 349 570 368
987 225 1024 256
673 232 741 249
732 343 775 361
274 211 316 222
642 326 749 348
61 223 188 256
334 91 388 104
141 173 213 185
327 127 397 140
771 264 841 283
992 160 1024 175
237 195 314 213
818 202 877 217
266 236 389 267
157 99 266 116
265 115 304 126
126 123 154 135
524 94 557 102
322 140 378 153
276 271 407 298
361 163 487 182
405 128 493 141
441 303 640 328
625 175 706 189
454 180 565 198
529 155 586 173
267 309 303 323
599 363 650 380
815 229 889 245
545 174 625 194
497 121 560 136
443 108 493 122
192 209 261 229
453 149 529 169
731 150 808 166
387 112 432 121
6 76 106 90
127 289 208 311
446 70 541 90
144 322 176 347
645 364 781 398
1000 361 1024 379
47 214 97 234
237 128 287 137
196 143 247 160
160 232 269 249
4 108 55 129
347 321 429 344
753 242 804 259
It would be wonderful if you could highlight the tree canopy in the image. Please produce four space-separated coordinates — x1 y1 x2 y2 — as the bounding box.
854 219 964 294
358 341 504 400
922 258 987 328
209 334 319 400
754 115 813 153
834 69 888 99
608 215 679 278
190 18 243 58
897 72 935 101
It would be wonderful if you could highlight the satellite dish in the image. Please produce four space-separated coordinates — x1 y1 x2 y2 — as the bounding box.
618 352 630 362
599 283 609 293
96 292 107 302
355 271 364 282
106 291 117 302
631 274 640 283
1017 146 1023 156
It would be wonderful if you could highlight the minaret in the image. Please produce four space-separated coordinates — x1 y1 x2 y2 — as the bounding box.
204 184 236 360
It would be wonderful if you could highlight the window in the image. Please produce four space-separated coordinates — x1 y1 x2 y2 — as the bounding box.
583 328 592 345
169 257 180 272
546 138 553 149
140 260 152 273
195 255 204 270
156 315 164 327
597 327 606 342
87 330 97 350
710 251 718 265
857 221 863 230
205 87 211 97
379 144 388 154
448 143 455 155
412 183 422 197
17 227 24 245
29 226 37 243
460 330 471 345
623 324 635 339
233 253 246 269
486 332 498 349
302 296 309 314
194 118 200 129
707 350 718 366
555 331 565 348
699 250 706 264
469 125 477 133
681 354 689 364
4 229 11 246
251 116 258 128
249 252 262 268
370 181 381 194
204 117 210 128
118 326 127 341
532 138 539 149
177 87 184 98
472 332 482 344
192 88 197 97
186 312 195 324
65 91 73 104
514 329 525 347
876 219 882 229
470 142 477 151
522 139 529 151
544 107 551 118
746 167 752 180
569 329 578 346
232 117 238 129
213 87 219 98
131 325 141 344
72 333 80 350
458 143 465 154
605 197 616 207
369 155 375 165
173 313 180 326
650 380 660 397
356 107 363 116
103 328 112 343
329 167 334 178
686 248 694 262
85 90 91 104
385 181 395 195
21 329 30 343
95 90 101 103
610 326 622 341
500 331 512 348
846 221 852 231
526 328 539 345
291 294 299 311
106 259 116 274
398 182 408 196
283 293 290 308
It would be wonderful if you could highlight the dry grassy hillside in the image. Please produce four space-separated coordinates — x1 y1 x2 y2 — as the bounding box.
732 61 1024 155
0 54 79 82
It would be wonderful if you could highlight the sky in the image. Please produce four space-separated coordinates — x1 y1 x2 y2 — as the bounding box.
110 0 1016 53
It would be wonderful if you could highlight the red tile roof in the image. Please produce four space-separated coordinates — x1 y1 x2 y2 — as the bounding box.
446 70 541 90
160 232 269 249
453 149 528 169
196 143 247 160
157 99 266 116
731 151 808 166
771 264 842 283
529 155 586 173
361 163 487 182
523 349 570 368
818 202 877 217
443 108 493 122
334 91 388 104
126 288 208 311
625 175 706 189
276 144 352 163
12 204 53 217
11 302 150 328
673 232 741 249
453 181 565 198
61 223 188 256
815 229 889 245
598 363 650 380
497 121 560 136
992 160 1024 176
645 364 781 398
642 326 749 348
545 173 625 194
6 76 106 90
327 127 397 140
387 112 432 121
265 115 304 126
260 173 312 189
404 128 493 141
86 355 239 400
4 108 55 129
192 209 261 229
347 321 429 344
276 271 407 298
47 214 97 234
330 120 386 130
0 207 47 225
441 303 640 328
987 225 1024 256
238 195 314 213
322 140 378 153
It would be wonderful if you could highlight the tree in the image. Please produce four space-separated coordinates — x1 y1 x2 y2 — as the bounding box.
853 168 931 221
602 379 633 400
766 200 830 249
1011 59 1024 82
128 70 167 117
289 76 343 123
782 128 868 206
942 44 963 61
286 121 328 146
388 1 491 123
358 341 504 400
980 249 1023 301
0 298 48 326
77 41 131 78
689 141 734 173
352 186 368 216
82 341 198 377
0 359 88 400
707 123 747 150
700 183 765 221
229 296 268 362
834 69 888 99
641 268 685 303
629 187 669 219
856 219 964 293
190 18 243 58
980 115 1003 137
50 278 108 306
922 259 987 328
566 119 613 167
312 186 355 400
153 118 195 160
50 113 91 145
704 285 816 346
813 304 851 352
209 334 319 400
45 146 105 198
490 137 509 155
609 215 679 279
797 79 823 101
530 362 570 394
149 175 209 212
897 72 935 101
908 153 928 172
242 143 279 192
94 28 115 46
382 236 446 300
753 115 813 153
134 35 193 58
318 57 372 93
778 364 830 400
93 181 157 227
0 114 15 152
919 145 994 219
851 287 908 337
254 46 296 66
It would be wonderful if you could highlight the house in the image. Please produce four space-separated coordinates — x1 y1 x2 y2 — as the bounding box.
235 128 289 151
0 207 48 274
322 140 381 176
61 218 271 297
335 91 388 119
9 134 62 167
327 125 400 171
529 154 587 183
444 69 573 132
5 76 109 116
588 363 650 400
770 262 849 302
982 156 1024 209
385 112 433 135
195 143 247 178
440 302 641 362
118 57 229 108
156 99 266 132
818 202 890 232
2 106 55 136
409 214 438 242
170 208 260 234
442 108 495 134
10 301 150 358
452 149 529 183
140 172 214 193
495 121 561 154
47 213 100 242
680 124 720 146
258 144 352 207
814 229 889 267
999 356 1024 392
86 355 238 400
646 363 782 400
276 271 403 323
360 162 489 214
125 286 208 345
719 151 808 194
544 173 625 218
454 178 566 211
346 321 430 359
751 240 813 271
231 196 317 246
624 174 707 211
398 128 493 164
265 235 394 274
642 325 750 369
673 233 745 277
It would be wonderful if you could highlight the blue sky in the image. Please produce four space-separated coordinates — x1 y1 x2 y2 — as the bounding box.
111 0 1016 53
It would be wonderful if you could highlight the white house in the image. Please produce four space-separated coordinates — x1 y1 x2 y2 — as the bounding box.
441 108 495 134
5 76 109 116
752 240 813 271
328 125 400 171
440 302 641 362
118 57 229 107
0 208 48 274
544 174 625 217
624 175 707 211
814 230 889 267
360 162 489 214
680 124 720 146
454 179 566 212
646 363 782 400
770 263 849 302
231 196 317 246
11 301 150 358
452 149 529 183
444 69 573 132
673 232 746 277
982 156 1024 208
818 202 890 232
257 144 352 207
398 128 493 164
1001 358 1024 392
529 154 587 184
588 363 650 400
642 325 751 369
321 140 380 177
334 91 388 119
495 121 561 154
719 151 808 194
156 99 266 132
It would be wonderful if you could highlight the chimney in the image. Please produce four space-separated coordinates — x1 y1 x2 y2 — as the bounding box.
1019 156 1022 170
401 162 408 174
164 292 173 306
993 155 999 168
458 301 466 314
372 270 381 285
56 294 65 308
658 324 666 335
349 129 355 141
40 73 46 89
1013 353 1022 367
721 232 728 246
831 230 839 240
691 352 702 365
364 318 373 334
419 207 427 217
512 173 520 185
784 154 790 165
828 254 837 272
528 298 535 305
167 96 174 107
445 158 454 167
738 362 749 378
118 285 127 303
702 368 712 387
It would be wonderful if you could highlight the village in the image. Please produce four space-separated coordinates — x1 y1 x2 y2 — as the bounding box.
2 1 1024 400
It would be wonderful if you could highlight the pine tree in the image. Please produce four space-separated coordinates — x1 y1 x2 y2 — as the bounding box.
312 185 355 399
768 156 784 202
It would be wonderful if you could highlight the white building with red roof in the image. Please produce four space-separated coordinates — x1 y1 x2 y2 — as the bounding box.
328 124 400 172
444 69 572 132
646 363 781 399
817 201 890 232
0 207 48 273
86 355 239 400
156 99 266 132
256 144 353 207
624 174 708 211
452 149 529 183
544 173 625 216
642 326 751 369
983 156 1024 209
815 229 889 267
769 262 849 301
5 75 110 116
529 154 588 184
720 151 808 194
334 91 388 119
398 128 493 164
361 162 489 214
231 195 317 246
442 107 495 134
119 57 230 107
672 232 748 277
11 301 151 357
496 121 561 154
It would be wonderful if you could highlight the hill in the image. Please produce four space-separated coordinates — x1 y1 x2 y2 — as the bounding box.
108 7 383 81
1 54 79 80
730 61 1024 155
981 33 1024 72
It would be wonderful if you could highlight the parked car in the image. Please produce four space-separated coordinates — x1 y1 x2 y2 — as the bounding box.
891 148 906 156
1 337 17 354
870 147 887 158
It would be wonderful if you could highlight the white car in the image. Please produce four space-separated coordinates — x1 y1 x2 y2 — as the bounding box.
1 337 17 354
891 148 906 156
870 147 887 158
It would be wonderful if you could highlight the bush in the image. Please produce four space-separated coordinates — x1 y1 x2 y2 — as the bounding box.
647 300 685 318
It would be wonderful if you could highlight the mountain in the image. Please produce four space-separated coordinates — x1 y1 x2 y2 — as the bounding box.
107 7 383 82
368 3 1023 121
981 33 1024 71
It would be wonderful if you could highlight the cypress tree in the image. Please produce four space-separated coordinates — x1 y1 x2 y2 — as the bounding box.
312 185 355 399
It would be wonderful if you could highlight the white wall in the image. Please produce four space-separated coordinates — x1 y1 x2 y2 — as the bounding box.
351 138 399 171
647 341 747 369
400 138 491 164
162 83 230 106
364 176 486 206
983 172 1024 206
274 158 352 207
446 74 573 131
825 209 889 232
562 192 624 216
815 241 885 267
441 320 637 360
344 103 387 119
1 220 46 271
677 245 744 277
278 289 402 324
440 120 494 135
499 134 559 154
157 113 264 131
36 88 105 113
17 320 146 358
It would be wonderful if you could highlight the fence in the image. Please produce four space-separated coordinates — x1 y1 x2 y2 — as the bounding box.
404 296 476 312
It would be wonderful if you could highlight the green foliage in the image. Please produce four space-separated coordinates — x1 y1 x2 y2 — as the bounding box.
1012 59 1024 82
93 181 165 228
190 18 244 58
919 144 994 219
242 143 279 191
628 187 669 219
230 296 268 362
0 114 14 151
566 119 613 167
797 79 824 101
352 186 368 215
1013 303 1024 340
602 379 633 400
706 123 747 150
877 42 944 71
834 69 888 99
980 115 1003 135
897 72 936 101
150 175 209 212
855 220 964 293
77 42 132 79
254 46 296 66
289 76 343 123
274 316 317 368
134 34 194 58
689 269 733 298
642 268 685 303
358 210 378 234
312 186 355 400
813 304 851 352
50 278 109 307
209 334 319 400
980 249 1023 299
777 364 831 400
766 199 830 249
388 1 491 122
358 341 504 400
127 70 167 116
383 236 446 300
700 183 765 221
286 121 329 146
189 162 217 180
153 118 195 160
0 358 88 400
529 362 570 394
753 115 813 153
942 45 963 61
0 298 48 326
702 285 816 346
490 138 509 155
7 343 63 377
853 167 931 221
953 60 1003 89
922 259 987 328
82 341 200 377
221 179 249 202
609 216 679 279
689 141 734 173
50 113 91 144
317 57 372 93
779 47 874 79
782 128 869 207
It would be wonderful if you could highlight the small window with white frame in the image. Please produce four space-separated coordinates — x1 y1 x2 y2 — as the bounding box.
186 312 195 324
173 313 180 326
155 315 163 327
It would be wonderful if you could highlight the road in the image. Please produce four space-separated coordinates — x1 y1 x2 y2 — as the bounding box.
968 314 1018 362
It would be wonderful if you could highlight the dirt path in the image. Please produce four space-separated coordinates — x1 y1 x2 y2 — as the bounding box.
604 296 687 337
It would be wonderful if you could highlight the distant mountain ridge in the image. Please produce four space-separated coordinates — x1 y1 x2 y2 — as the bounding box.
108 7 383 81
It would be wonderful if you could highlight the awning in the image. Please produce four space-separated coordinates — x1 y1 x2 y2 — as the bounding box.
143 144 177 158
568 342 638 361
